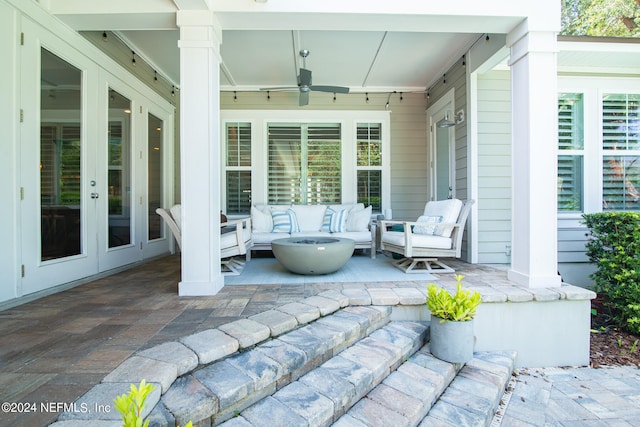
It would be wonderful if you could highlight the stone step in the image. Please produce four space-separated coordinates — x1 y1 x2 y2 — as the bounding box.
219 336 516 427
52 300 516 427
223 320 430 426
159 305 397 426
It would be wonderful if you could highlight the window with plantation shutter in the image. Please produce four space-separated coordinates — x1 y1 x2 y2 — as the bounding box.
267 123 341 205
602 93 640 210
557 93 584 212
225 122 252 214
357 123 383 212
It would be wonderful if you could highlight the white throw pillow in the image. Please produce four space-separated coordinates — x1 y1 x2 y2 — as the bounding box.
413 215 443 235
271 208 300 233
251 205 273 232
346 205 372 232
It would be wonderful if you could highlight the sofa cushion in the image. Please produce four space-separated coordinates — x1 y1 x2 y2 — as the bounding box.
251 205 273 233
271 208 300 233
382 231 452 250
346 205 372 232
291 231 332 238
413 215 443 235
329 203 364 213
332 231 372 244
252 232 287 245
423 199 463 238
291 204 327 232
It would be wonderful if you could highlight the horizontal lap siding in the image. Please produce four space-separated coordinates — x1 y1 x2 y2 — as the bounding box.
477 70 512 264
558 227 590 262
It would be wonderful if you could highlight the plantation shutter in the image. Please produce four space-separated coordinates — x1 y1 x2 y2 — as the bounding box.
267 123 341 205
268 125 302 204
557 94 584 212
306 125 341 204
225 123 252 214
602 94 640 211
60 124 81 205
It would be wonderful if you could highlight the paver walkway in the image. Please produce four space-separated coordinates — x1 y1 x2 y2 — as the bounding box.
0 254 638 426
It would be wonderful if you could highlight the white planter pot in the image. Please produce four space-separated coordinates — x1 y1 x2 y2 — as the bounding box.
429 315 475 363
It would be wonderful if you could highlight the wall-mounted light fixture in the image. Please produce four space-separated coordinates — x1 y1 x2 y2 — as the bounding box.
437 109 465 128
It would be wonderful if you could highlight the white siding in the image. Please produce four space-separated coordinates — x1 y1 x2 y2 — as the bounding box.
477 70 512 264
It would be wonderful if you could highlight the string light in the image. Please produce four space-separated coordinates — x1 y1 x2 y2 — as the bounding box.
267 91 271 101
171 85 175 97
400 92 403 102
102 31 108 42
154 71 158 82
333 93 336 103
366 92 369 103
462 55 466 68
486 34 490 42
131 50 136 67
443 74 447 85
233 91 238 102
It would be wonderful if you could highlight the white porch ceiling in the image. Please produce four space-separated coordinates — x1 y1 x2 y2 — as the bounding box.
117 29 480 92
49 0 530 93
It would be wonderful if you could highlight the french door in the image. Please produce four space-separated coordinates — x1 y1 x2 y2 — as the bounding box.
427 89 456 201
20 19 171 295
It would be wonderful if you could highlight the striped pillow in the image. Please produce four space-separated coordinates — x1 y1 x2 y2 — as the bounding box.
328 208 348 233
321 207 336 232
271 208 300 233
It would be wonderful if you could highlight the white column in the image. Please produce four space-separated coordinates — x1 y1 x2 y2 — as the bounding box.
176 10 224 296
507 26 562 288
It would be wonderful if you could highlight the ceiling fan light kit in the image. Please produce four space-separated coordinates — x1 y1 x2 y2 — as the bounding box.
261 49 349 106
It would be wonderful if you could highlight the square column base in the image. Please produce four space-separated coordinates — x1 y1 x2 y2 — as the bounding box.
178 277 224 296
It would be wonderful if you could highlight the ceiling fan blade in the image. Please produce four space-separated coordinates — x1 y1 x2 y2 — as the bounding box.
259 87 298 91
299 91 309 106
298 68 312 87
310 85 350 94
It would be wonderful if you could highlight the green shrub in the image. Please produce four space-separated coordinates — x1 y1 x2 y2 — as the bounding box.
426 275 482 322
583 212 640 334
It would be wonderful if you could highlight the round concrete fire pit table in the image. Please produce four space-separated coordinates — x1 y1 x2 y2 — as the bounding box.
271 237 355 275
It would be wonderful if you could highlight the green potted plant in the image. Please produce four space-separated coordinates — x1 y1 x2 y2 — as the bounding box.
426 274 482 363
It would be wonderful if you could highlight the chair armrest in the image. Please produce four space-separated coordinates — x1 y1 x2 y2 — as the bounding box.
221 217 252 253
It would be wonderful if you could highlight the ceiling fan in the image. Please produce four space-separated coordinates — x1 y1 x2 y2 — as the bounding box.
261 49 350 106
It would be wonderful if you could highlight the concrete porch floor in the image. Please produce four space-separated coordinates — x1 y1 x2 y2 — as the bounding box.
1 254 638 426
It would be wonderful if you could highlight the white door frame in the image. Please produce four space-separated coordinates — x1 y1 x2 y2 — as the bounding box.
426 88 456 201
19 18 100 294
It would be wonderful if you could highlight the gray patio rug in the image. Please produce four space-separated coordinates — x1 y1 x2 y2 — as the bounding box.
224 253 437 285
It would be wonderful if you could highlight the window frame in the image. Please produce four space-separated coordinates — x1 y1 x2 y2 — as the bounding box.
558 76 640 227
221 110 391 216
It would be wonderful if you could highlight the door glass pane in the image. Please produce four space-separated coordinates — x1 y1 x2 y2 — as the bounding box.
40 48 82 261
357 170 381 211
226 171 252 214
268 125 302 204
108 89 132 248
436 125 451 200
267 123 341 205
148 114 163 240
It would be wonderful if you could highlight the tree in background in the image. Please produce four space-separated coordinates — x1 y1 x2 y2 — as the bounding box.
562 0 640 37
